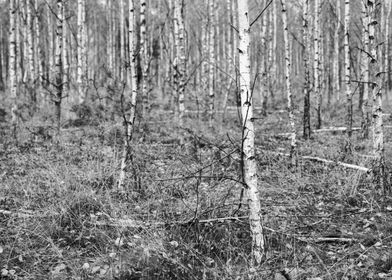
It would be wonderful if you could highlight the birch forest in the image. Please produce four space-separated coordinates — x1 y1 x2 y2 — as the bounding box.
1 0 392 278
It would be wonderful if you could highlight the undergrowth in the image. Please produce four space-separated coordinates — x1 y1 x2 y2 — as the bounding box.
1 102 392 280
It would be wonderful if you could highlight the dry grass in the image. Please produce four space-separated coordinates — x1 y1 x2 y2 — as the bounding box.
1 100 392 279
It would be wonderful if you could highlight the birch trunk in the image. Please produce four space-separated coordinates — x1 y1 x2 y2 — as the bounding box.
47 4 53 85
34 0 43 88
303 0 311 139
26 0 35 85
333 0 341 99
369 0 386 192
237 0 264 266
118 0 139 191
9 0 18 134
281 0 296 165
173 0 186 125
120 0 125 82
259 7 267 116
360 0 370 139
77 0 86 104
62 1 69 95
385 2 391 97
344 0 352 141
140 0 148 116
314 0 321 129
208 0 215 127
54 0 63 140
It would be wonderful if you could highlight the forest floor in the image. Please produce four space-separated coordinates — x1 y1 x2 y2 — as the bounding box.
1 97 392 280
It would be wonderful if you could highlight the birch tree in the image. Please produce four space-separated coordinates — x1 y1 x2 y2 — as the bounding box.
173 0 186 125
333 0 341 99
54 0 63 140
26 0 35 85
34 0 43 88
118 0 139 190
208 0 215 127
237 0 264 266
314 0 321 129
369 0 386 192
385 1 391 96
140 0 148 116
77 0 86 104
9 0 18 134
344 0 352 145
360 0 370 139
303 0 311 139
281 0 296 165
120 0 125 82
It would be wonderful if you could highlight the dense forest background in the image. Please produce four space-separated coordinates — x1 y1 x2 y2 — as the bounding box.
1 0 392 279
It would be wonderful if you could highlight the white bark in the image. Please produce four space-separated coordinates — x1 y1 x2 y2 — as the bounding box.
34 0 43 87
333 0 341 99
140 0 148 115
369 0 385 191
344 0 352 138
26 0 35 84
281 0 296 165
314 0 321 128
118 0 139 190
208 0 215 127
361 0 370 138
9 0 18 130
54 0 63 139
237 0 264 265
303 0 311 139
47 4 53 84
77 0 86 104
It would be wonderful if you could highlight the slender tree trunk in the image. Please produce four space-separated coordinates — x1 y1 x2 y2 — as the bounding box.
384 2 391 96
62 1 69 96
173 0 186 126
334 0 341 100
303 0 311 139
221 0 233 123
118 0 139 191
344 0 352 144
27 0 35 86
259 5 267 116
361 1 370 139
54 0 63 141
140 0 148 116
208 0 215 127
47 4 53 85
107 0 113 75
314 0 321 129
77 0 86 104
120 0 125 82
281 0 296 166
237 0 264 266
35 0 43 88
369 0 386 193
9 0 18 136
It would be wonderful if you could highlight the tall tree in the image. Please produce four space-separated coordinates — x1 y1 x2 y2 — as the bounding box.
303 0 311 139
173 0 186 125
360 0 370 139
118 0 139 191
77 0 86 104
9 0 18 134
369 0 386 192
54 0 63 140
237 0 264 266
333 0 341 100
314 0 321 129
344 0 352 145
281 0 296 165
208 0 215 127
140 0 148 116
